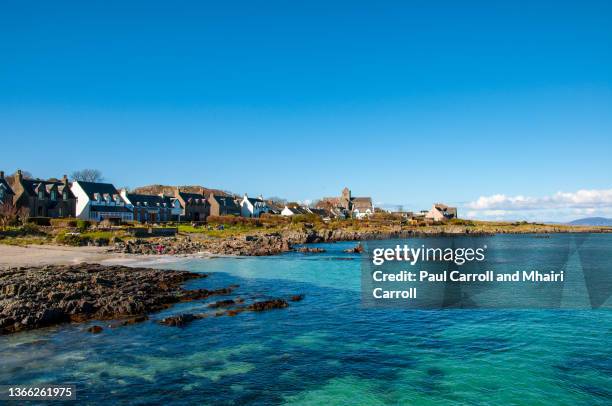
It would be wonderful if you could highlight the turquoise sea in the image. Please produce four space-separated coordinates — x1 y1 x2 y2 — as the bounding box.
1 235 611 405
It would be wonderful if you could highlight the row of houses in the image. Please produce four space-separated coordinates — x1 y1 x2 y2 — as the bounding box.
0 170 322 222
1 170 455 223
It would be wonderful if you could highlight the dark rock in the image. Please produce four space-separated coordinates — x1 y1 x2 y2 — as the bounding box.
290 294 304 302
88 325 103 334
159 314 198 327
207 299 236 308
0 264 207 335
296 247 326 253
344 243 364 253
247 299 289 311
226 309 244 317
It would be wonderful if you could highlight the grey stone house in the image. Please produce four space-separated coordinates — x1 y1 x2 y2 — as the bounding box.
11 170 76 218
208 193 241 217
174 188 210 221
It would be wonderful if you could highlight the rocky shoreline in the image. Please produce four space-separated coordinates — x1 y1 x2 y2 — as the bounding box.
0 263 297 335
110 228 497 257
108 226 504 257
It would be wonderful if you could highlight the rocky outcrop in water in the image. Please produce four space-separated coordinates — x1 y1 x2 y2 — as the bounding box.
296 247 326 253
113 233 292 256
158 297 293 328
0 263 217 335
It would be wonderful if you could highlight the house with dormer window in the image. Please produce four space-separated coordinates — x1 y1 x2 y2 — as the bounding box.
208 193 241 217
71 180 133 222
240 194 270 218
10 170 76 217
173 187 210 221
120 190 173 223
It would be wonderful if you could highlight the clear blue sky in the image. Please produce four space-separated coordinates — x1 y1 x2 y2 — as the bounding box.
1 1 611 219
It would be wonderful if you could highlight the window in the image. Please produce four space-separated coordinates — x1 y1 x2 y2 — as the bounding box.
38 191 44 199
51 191 57 201
63 191 68 200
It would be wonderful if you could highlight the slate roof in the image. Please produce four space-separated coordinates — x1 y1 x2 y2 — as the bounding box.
246 197 264 205
285 206 309 215
0 177 15 197
308 208 331 217
177 191 207 205
211 195 240 209
90 206 132 213
352 197 373 210
20 179 60 197
127 193 172 207
16 178 75 200
76 181 121 200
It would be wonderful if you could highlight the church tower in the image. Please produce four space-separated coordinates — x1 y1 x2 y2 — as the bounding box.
340 187 351 210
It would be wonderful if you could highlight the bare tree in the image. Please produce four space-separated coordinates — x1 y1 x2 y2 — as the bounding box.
71 169 104 182
0 203 26 229
268 196 288 205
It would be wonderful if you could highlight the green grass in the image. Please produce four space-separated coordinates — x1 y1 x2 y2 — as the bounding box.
81 231 117 240
0 235 54 246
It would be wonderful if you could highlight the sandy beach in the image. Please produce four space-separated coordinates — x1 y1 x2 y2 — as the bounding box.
0 244 121 268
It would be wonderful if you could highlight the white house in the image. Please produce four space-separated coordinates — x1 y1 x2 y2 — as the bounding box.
240 194 270 218
425 203 458 222
281 205 309 216
351 197 373 219
71 181 133 222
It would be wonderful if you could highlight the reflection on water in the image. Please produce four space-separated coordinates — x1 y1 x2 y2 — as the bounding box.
0 235 611 405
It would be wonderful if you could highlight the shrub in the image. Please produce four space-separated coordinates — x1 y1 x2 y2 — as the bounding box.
21 223 43 235
27 217 51 226
76 220 92 231
56 232 90 246
290 214 322 224
50 218 78 228
259 213 289 226
448 218 475 226
206 215 261 226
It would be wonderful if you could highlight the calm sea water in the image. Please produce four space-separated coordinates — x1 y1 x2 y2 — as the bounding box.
1 235 611 405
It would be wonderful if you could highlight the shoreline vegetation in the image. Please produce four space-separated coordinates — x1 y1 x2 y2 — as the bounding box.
1 215 611 258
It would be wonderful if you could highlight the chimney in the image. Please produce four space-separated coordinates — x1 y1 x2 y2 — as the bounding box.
0 170 4 179
17 169 23 181
259 194 264 201
62 174 68 185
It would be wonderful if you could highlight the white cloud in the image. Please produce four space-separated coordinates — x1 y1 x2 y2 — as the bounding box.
464 188 612 221
467 189 612 211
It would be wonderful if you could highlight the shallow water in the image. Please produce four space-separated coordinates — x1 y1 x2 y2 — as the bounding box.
1 235 611 405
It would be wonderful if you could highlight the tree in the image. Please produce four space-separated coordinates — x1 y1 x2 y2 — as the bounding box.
0 203 27 229
268 196 287 205
71 169 104 182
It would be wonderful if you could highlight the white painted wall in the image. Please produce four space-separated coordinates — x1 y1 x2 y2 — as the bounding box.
71 181 91 220
281 206 295 216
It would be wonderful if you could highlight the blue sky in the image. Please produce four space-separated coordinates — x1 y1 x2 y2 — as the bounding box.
1 1 611 220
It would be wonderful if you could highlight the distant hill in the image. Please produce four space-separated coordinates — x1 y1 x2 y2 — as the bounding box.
566 217 612 226
132 184 234 197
